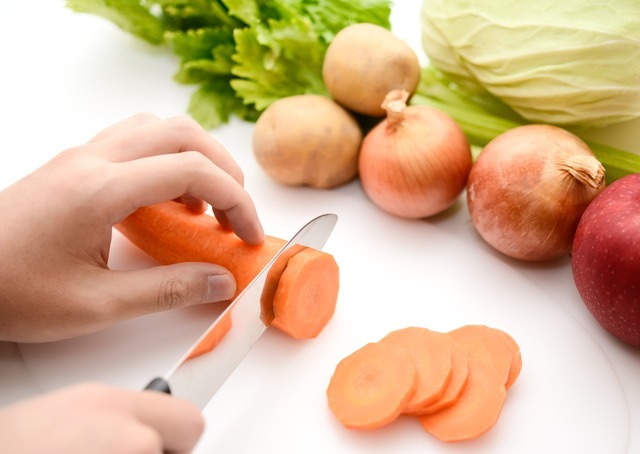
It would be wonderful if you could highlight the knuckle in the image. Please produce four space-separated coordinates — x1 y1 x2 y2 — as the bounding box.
178 149 210 169
156 274 199 311
167 115 204 139
130 111 159 123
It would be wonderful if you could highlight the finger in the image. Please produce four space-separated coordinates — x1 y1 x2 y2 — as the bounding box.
212 206 232 231
130 390 205 454
92 115 245 186
99 263 237 321
177 194 208 214
113 419 163 454
107 152 264 245
88 112 161 143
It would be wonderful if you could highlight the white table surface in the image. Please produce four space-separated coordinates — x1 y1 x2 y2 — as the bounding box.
1 2 640 453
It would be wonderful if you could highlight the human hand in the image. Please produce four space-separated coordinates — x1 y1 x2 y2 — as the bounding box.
0 382 204 454
0 113 265 342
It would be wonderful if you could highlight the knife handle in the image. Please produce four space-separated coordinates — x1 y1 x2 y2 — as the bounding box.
144 377 172 395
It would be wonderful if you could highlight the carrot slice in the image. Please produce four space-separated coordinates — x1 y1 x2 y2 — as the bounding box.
327 342 417 430
418 359 507 442
415 334 469 415
379 327 452 415
271 249 340 339
447 325 519 387
259 244 305 325
184 310 232 361
115 201 340 340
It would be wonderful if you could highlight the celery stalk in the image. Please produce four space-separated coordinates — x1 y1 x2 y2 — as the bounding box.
412 67 640 184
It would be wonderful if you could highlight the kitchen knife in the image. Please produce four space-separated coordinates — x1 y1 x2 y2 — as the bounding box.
144 213 338 409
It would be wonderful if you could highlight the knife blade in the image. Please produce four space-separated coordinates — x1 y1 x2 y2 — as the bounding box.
144 213 338 409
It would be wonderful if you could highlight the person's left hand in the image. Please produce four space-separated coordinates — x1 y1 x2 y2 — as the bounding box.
0 113 264 342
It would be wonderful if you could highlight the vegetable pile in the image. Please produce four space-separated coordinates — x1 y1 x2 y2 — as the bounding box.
66 0 392 129
68 0 640 439
253 22 475 221
327 325 521 442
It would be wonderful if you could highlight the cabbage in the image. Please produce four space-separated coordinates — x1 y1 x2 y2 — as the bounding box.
420 0 640 128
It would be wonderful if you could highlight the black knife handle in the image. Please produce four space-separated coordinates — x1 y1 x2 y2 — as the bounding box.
144 377 172 395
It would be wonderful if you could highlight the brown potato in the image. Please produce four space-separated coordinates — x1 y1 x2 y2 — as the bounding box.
322 23 421 117
252 94 362 189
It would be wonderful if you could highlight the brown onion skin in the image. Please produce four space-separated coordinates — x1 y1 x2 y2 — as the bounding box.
467 124 605 261
359 105 472 219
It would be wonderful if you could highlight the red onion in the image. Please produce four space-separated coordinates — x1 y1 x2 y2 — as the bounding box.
467 124 606 261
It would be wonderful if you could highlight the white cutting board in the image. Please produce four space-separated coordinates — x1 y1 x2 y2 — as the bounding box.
2 1 638 453
19 137 631 452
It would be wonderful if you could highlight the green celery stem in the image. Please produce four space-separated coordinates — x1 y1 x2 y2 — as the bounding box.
410 94 640 184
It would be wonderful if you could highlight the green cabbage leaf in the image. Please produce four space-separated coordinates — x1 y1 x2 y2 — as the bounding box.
420 0 640 128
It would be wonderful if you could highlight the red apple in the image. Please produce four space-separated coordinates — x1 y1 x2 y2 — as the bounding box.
572 173 640 347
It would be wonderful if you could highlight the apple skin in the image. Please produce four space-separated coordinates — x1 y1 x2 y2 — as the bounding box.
572 173 640 347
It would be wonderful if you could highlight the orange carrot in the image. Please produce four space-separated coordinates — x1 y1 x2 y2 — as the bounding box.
117 201 284 293
184 311 232 361
271 249 340 339
415 334 469 415
115 201 340 340
327 342 417 430
259 244 304 325
506 350 522 390
418 359 507 442
447 325 520 388
379 327 453 415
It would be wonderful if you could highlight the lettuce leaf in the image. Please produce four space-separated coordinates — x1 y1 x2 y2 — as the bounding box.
66 0 393 128
67 0 166 44
230 16 328 111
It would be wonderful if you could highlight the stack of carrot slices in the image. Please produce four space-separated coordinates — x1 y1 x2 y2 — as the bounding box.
326 325 521 442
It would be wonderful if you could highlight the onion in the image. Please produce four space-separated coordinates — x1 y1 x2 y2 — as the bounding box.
467 124 606 261
358 90 472 218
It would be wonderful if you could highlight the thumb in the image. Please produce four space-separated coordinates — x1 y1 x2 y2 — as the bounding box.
104 263 237 319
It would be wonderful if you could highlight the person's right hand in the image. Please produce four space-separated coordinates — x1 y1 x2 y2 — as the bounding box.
0 382 204 454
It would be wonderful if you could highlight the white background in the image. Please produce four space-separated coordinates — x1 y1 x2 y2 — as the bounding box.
1 1 640 453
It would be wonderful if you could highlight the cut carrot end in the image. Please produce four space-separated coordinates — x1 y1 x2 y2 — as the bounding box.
379 327 453 414
418 359 507 442
327 342 417 430
259 244 305 325
271 249 340 339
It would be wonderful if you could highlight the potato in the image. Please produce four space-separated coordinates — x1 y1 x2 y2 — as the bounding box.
252 94 362 189
322 23 421 117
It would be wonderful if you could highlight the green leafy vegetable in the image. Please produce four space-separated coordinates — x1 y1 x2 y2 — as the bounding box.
412 66 640 183
420 0 640 129
66 0 392 128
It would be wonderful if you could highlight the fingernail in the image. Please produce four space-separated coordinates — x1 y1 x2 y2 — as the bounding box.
206 274 236 302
